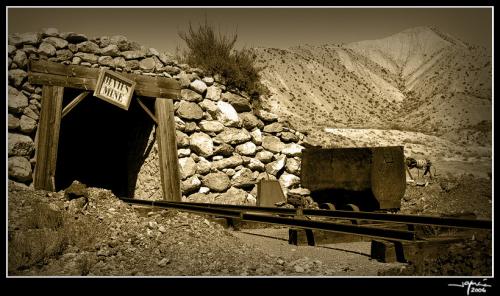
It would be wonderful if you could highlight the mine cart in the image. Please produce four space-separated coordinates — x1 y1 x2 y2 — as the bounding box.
301 146 406 211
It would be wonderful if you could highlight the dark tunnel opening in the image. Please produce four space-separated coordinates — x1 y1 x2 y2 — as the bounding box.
55 89 155 198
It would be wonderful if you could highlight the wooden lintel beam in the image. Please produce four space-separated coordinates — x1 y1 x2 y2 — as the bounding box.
62 91 90 118
136 97 159 125
28 60 181 99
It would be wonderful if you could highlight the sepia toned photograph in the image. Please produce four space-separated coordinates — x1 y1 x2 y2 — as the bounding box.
6 6 492 280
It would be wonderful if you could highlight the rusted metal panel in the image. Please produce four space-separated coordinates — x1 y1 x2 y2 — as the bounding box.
256 179 286 207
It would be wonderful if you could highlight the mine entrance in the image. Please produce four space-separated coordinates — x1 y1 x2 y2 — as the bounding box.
29 60 182 201
55 89 155 198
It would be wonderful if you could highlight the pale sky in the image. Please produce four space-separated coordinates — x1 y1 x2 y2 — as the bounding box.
7 7 493 54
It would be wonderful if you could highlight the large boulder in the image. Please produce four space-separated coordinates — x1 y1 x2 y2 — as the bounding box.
76 41 100 53
178 157 197 180
265 155 286 176
196 157 212 175
198 99 218 116
202 172 231 192
121 50 146 60
285 158 301 175
239 112 264 130
181 176 202 194
217 187 254 205
38 42 57 56
176 130 190 148
235 142 257 156
74 52 98 63
99 44 120 57
213 143 234 157
8 156 32 182
256 151 274 163
216 101 240 127
279 172 301 189
13 50 28 69
247 158 265 172
8 69 28 87
221 92 251 112
97 56 114 67
44 37 69 49
8 133 35 157
280 131 300 143
262 135 285 153
9 32 41 46
189 132 214 157
215 128 251 145
199 120 224 133
64 180 88 200
263 122 284 134
255 110 278 122
250 129 263 145
231 168 257 188
282 143 304 156
110 35 130 51
139 57 156 71
8 91 29 114
189 79 207 95
181 89 203 102
19 115 37 134
8 114 20 131
176 101 204 121
205 85 222 101
212 155 244 170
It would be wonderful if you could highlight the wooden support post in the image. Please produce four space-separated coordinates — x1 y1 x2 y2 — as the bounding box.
62 91 89 118
34 85 64 191
137 97 158 125
155 98 181 201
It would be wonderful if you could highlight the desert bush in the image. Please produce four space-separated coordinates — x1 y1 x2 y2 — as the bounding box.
26 202 64 230
8 202 104 274
178 20 268 99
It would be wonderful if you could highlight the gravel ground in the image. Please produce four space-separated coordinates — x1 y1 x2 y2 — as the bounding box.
7 172 492 277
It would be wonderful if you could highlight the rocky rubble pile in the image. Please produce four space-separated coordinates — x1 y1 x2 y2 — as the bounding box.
8 182 334 276
7 28 311 205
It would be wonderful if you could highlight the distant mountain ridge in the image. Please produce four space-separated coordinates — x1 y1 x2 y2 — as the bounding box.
252 26 491 144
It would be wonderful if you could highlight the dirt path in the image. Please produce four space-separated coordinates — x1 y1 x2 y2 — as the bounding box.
231 227 406 276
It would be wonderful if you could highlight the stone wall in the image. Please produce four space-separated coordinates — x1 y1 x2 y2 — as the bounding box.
7 28 308 205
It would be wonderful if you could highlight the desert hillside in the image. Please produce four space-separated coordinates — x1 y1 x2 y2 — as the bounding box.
252 26 491 163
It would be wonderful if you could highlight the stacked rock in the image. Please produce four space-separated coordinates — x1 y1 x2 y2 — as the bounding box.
7 28 310 205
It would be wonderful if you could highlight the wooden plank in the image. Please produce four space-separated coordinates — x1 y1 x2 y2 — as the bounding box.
62 91 90 118
155 98 181 201
34 85 64 191
28 60 181 99
137 97 158 125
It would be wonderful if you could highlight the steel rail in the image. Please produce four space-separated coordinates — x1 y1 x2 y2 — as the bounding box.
121 198 492 230
121 198 417 241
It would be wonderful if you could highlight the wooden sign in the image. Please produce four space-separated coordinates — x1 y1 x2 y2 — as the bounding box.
93 69 136 110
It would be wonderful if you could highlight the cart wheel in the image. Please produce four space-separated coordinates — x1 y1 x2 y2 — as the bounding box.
344 203 360 225
320 203 336 211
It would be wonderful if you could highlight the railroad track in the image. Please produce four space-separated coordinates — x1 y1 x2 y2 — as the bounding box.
120 198 491 243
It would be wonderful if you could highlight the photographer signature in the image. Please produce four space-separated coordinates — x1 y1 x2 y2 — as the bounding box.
448 279 492 295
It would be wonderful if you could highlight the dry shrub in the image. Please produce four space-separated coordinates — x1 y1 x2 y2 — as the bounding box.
8 202 104 274
178 19 268 99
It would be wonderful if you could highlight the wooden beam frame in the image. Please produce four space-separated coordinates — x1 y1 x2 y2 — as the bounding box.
33 85 64 191
155 98 181 201
28 60 180 99
28 60 183 200
137 97 158 125
62 91 90 118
